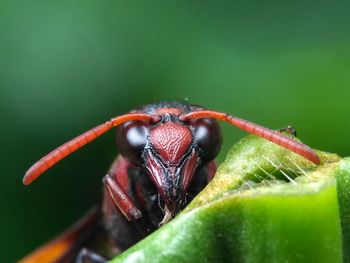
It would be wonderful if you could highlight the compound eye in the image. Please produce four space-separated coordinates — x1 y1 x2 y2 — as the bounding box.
193 118 222 163
116 121 149 164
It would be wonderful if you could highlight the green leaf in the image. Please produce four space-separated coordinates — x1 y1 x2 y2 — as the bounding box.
110 135 349 263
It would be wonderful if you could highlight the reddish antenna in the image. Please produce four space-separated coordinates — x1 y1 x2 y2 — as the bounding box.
23 113 160 185
179 110 320 165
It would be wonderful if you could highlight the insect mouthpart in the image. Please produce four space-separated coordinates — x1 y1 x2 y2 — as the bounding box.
144 147 200 222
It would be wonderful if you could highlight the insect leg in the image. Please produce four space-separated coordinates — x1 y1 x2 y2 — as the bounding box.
278 125 297 137
103 174 142 221
76 248 106 263
206 160 217 181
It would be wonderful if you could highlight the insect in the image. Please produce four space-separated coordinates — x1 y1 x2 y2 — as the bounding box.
21 102 320 263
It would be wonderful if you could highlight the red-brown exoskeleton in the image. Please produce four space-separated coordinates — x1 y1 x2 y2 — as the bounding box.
21 102 320 263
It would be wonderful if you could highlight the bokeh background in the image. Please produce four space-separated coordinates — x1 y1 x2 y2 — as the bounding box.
1 1 350 262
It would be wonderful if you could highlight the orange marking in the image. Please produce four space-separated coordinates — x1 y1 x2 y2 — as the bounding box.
154 107 183 115
19 208 99 263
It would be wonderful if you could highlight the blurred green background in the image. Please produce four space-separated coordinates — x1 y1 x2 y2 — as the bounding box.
1 1 350 262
